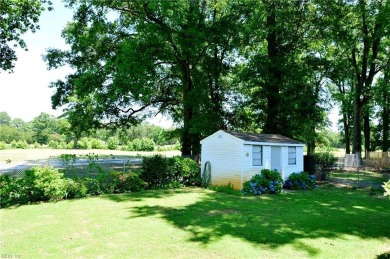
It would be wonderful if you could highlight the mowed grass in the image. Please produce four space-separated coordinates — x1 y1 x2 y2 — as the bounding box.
330 170 390 185
1 187 389 258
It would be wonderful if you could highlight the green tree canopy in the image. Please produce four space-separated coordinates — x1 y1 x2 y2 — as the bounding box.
0 0 52 72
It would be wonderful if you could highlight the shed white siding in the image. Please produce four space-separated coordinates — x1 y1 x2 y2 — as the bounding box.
201 132 243 189
242 145 271 182
280 146 304 179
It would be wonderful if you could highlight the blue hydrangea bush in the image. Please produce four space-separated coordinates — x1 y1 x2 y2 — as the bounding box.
283 171 316 190
242 169 283 196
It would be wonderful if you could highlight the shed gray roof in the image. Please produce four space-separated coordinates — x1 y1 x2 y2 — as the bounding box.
223 130 304 145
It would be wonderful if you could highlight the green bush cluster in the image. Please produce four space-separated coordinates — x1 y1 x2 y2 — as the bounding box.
77 137 91 149
283 172 317 190
0 167 68 207
91 138 106 149
140 155 200 189
0 166 147 208
107 137 119 150
123 138 155 151
48 140 69 149
10 140 29 149
242 169 283 195
314 152 337 165
0 141 6 150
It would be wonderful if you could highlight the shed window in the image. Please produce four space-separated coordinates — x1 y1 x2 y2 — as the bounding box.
252 145 262 166
288 147 296 165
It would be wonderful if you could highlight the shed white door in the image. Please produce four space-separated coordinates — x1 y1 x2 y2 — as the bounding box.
271 146 281 172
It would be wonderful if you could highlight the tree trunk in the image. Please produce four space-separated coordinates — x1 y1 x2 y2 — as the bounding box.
181 61 193 157
343 113 351 154
263 2 281 134
307 141 315 156
73 137 79 149
383 85 389 152
363 110 370 159
352 85 363 166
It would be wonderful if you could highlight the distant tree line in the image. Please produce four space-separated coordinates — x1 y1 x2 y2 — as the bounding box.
0 111 178 150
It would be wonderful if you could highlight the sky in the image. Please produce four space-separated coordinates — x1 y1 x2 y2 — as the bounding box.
0 1 339 131
0 1 72 122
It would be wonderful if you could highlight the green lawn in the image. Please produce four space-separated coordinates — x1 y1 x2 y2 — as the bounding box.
329 170 390 185
1 187 389 258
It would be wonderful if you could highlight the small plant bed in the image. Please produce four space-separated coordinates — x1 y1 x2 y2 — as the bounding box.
1 187 389 258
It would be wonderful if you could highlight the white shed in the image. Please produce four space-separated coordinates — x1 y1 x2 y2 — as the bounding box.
200 130 305 190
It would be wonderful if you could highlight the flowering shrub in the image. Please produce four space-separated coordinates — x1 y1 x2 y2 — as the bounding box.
242 169 283 196
283 172 316 190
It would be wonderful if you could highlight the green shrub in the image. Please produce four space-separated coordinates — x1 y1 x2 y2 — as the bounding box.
107 137 119 150
77 137 91 149
48 140 59 149
140 155 170 188
1 167 70 207
65 178 88 198
284 172 317 190
91 138 105 149
0 141 6 150
383 180 390 199
84 177 102 195
0 174 26 207
168 156 201 186
11 140 28 149
97 171 147 193
242 169 283 196
22 166 69 202
127 138 155 151
314 152 337 165
33 142 40 148
140 155 200 189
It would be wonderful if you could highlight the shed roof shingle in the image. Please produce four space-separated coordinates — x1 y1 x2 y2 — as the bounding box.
223 130 303 144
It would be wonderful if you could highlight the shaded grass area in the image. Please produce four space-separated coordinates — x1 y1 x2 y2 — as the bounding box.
1 187 389 258
329 170 390 186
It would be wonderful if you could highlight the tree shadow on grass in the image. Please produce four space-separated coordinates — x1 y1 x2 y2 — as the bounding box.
102 188 195 202
126 188 390 256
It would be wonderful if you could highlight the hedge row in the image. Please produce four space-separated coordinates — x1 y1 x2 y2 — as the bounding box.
0 155 200 208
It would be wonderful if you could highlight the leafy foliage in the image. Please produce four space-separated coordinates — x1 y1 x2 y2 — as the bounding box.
126 138 155 151
96 171 147 194
140 155 200 189
107 136 119 150
0 166 69 207
0 0 51 71
314 152 337 165
242 169 283 196
283 172 316 190
10 140 28 149
0 166 147 207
